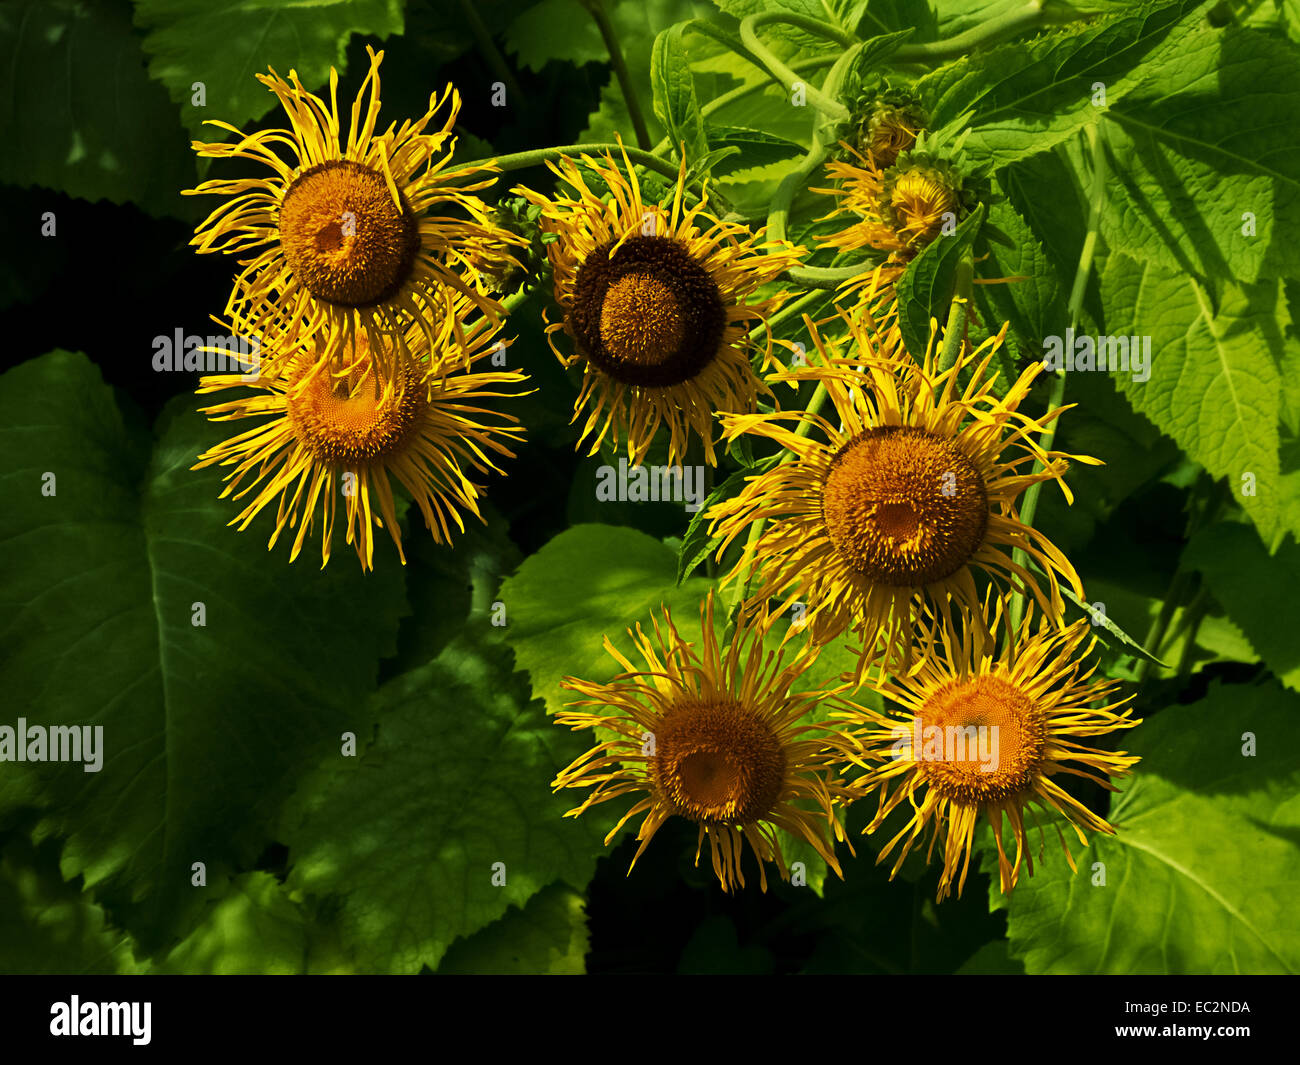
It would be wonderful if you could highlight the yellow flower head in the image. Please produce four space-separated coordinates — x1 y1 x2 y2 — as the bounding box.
515 145 803 466
184 46 524 390
841 594 1140 901
553 592 856 892
192 301 528 571
709 305 1097 670
817 148 964 258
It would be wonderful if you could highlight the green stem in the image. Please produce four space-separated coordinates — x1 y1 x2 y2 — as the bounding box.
1171 586 1211 677
749 288 828 340
454 0 522 103
740 13 852 121
893 0 1048 62
581 0 653 151
766 42 863 283
1008 120 1106 634
1135 481 1227 686
726 380 830 616
937 251 974 373
752 11 857 47
649 55 837 157
787 261 883 288
769 141 827 246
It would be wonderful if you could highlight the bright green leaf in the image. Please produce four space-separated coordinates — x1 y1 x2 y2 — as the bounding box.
499 523 713 719
1101 254 1290 546
918 1 1202 169
0 352 407 950
1000 681 1300 974
157 873 307 975
1099 23 1300 282
134 0 405 139
895 203 985 359
653 23 711 162
281 633 603 973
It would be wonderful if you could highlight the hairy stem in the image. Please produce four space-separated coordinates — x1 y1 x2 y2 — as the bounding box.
726 379 830 616
893 0 1049 62
740 12 852 120
937 250 975 373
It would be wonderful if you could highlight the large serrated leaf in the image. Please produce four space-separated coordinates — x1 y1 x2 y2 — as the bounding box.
917 1 1203 170
1099 22 1300 282
895 203 986 359
0 352 407 951
280 634 603 973
134 0 405 139
998 681 1300 974
1101 254 1290 545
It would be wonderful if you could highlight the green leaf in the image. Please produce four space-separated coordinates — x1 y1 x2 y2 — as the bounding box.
499 524 714 719
997 150 1102 329
895 203 986 359
1183 522 1300 691
1098 23 1300 282
1061 587 1167 667
0 352 406 949
1100 253 1290 546
578 1 720 145
0 0 195 216
972 194 1068 372
386 506 521 679
435 883 589 974
134 0 405 139
918 1 1203 170
504 0 607 71
956 938 1024 974
280 633 603 973
677 456 779 583
999 680 1300 974
705 126 806 172
652 22 711 162
156 873 307 975
0 835 142 975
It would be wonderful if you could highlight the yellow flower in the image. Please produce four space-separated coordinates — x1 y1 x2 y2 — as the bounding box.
817 148 963 257
841 594 1140 901
192 304 528 571
184 46 523 390
708 305 1097 670
515 145 803 466
817 147 907 258
553 593 856 892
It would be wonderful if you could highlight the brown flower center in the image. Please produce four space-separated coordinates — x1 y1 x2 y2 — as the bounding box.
279 160 420 307
821 425 987 586
287 358 425 465
914 674 1045 803
652 698 785 824
569 234 726 387
599 273 686 366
